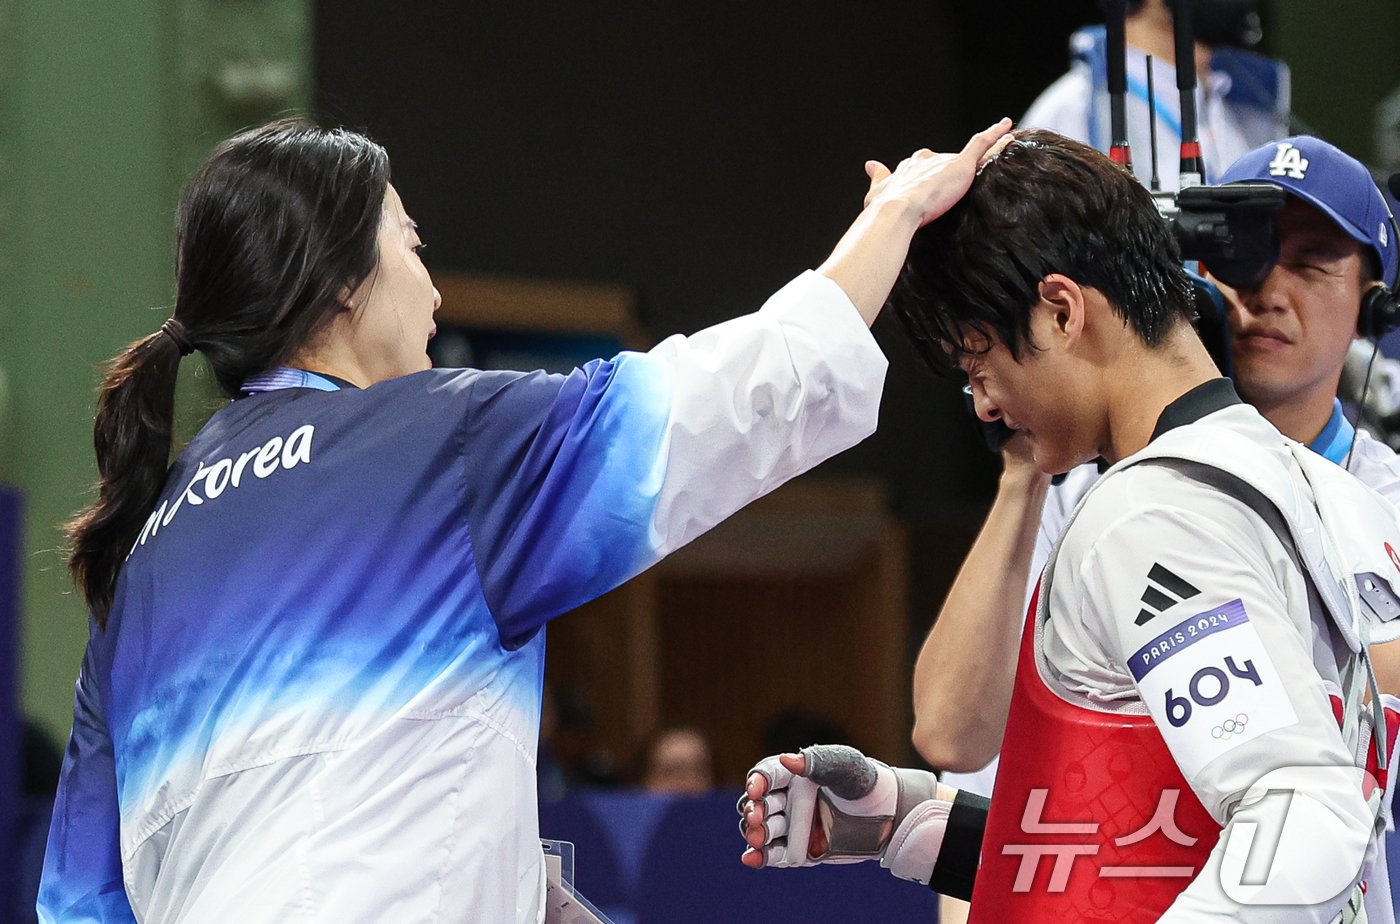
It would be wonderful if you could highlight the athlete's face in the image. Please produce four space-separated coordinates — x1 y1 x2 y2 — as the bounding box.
1219 198 1368 419
345 185 442 383
960 319 1094 476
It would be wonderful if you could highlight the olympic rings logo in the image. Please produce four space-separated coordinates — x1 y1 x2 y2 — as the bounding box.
1212 714 1249 740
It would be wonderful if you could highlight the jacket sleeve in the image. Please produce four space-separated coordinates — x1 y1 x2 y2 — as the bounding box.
36 642 137 923
459 270 887 646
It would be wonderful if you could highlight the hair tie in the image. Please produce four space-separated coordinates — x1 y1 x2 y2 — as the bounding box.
160 318 195 356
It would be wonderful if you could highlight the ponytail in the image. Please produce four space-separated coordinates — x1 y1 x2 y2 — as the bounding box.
67 328 186 628
66 117 391 629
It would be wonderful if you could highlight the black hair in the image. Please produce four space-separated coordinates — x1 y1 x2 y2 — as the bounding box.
68 118 391 627
891 129 1196 377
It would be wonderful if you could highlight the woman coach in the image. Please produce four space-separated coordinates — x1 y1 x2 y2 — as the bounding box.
37 115 1010 922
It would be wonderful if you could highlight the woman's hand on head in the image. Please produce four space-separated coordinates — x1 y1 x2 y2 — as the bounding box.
863 119 1014 228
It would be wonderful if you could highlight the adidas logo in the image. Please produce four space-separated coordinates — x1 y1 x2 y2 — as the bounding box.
1135 564 1200 626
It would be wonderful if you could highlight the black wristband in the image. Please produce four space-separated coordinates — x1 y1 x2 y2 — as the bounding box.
927 790 989 902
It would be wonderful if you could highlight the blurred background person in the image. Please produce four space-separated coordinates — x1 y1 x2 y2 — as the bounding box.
641 727 716 795
1024 0 1289 188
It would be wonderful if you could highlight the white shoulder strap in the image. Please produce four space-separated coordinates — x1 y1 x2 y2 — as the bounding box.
1124 425 1400 650
1041 422 1397 916
1122 425 1398 842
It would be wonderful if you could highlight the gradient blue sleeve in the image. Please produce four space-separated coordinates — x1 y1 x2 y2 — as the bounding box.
36 644 137 923
462 271 887 647
461 358 670 647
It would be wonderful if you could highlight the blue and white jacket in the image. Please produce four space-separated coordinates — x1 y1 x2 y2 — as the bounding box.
37 270 886 923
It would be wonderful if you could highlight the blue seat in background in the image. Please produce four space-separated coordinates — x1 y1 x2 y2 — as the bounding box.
544 790 940 923
632 794 757 923
539 792 631 919
15 796 53 924
2 488 25 920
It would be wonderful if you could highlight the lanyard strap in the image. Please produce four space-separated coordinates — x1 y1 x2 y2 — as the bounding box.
1125 73 1184 142
1309 399 1355 467
1124 72 1219 185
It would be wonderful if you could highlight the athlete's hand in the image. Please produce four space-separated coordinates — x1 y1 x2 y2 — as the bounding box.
862 119 1014 228
737 744 953 883
1000 431 1052 487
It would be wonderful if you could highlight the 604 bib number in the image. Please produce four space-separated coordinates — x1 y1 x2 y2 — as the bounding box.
1165 657 1261 727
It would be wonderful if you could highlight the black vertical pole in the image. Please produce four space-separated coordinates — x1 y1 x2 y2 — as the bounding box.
1104 0 1134 172
1173 0 1206 186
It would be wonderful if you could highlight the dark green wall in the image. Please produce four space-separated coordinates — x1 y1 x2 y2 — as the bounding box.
1270 0 1400 163
5 0 181 741
3 0 309 739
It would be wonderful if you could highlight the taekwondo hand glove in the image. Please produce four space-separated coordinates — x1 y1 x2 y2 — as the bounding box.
737 744 958 884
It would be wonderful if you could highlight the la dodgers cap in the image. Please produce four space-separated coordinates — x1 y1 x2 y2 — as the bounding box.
1220 135 1397 286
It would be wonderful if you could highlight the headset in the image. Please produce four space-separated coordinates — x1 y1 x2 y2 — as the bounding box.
1357 192 1400 340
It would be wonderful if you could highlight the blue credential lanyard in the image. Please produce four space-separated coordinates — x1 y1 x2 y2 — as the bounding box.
1125 74 1215 185
1126 74 1184 143
1309 398 1355 466
241 368 344 395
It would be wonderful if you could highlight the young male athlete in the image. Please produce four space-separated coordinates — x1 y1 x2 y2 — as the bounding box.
917 135 1400 779
739 130 1400 922
916 133 1400 923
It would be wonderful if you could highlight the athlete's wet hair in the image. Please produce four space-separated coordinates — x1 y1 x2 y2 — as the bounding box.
891 128 1196 376
69 118 391 626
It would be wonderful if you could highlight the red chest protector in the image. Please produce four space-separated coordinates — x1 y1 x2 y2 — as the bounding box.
967 586 1220 924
